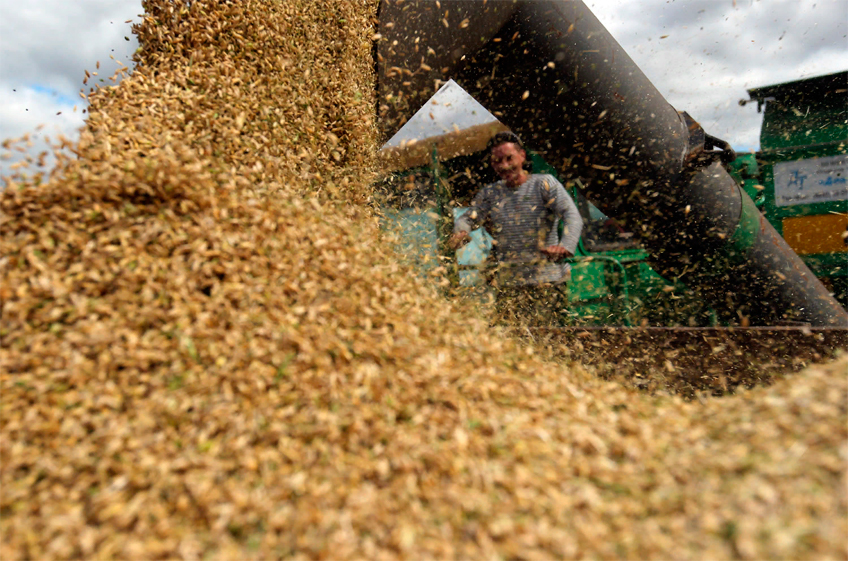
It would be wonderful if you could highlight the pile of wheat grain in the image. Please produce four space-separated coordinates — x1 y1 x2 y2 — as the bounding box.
1 1 845 559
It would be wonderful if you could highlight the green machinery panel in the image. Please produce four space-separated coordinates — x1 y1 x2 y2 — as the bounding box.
732 71 848 307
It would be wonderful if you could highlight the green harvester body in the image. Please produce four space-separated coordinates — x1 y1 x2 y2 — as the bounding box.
729 71 847 308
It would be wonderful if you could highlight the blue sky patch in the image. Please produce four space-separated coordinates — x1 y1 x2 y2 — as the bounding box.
28 84 77 107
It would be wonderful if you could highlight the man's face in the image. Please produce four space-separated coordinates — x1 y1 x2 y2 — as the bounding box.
490 142 526 185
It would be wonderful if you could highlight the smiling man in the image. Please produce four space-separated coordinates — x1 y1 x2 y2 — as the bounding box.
449 131 583 326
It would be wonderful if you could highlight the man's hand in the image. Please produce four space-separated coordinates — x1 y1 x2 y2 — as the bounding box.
448 231 471 250
540 245 573 261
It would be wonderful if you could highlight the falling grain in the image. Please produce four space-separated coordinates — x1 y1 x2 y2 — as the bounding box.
0 1 845 560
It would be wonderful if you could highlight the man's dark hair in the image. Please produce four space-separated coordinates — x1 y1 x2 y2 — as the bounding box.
487 131 524 152
487 131 532 171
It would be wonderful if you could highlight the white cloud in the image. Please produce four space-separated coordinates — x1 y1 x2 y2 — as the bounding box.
0 3 141 130
586 0 848 151
0 86 87 179
0 0 142 177
0 86 84 140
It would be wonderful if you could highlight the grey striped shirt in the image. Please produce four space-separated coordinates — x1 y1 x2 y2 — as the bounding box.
454 174 583 286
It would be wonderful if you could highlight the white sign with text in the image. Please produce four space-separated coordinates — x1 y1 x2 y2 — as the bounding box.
773 154 847 207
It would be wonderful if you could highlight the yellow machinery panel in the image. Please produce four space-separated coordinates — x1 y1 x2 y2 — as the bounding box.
782 213 848 255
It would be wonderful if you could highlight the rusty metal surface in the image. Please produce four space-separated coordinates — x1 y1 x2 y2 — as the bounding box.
533 327 848 398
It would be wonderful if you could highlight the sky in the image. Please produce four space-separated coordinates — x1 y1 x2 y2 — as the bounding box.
1 0 846 177
0 0 142 178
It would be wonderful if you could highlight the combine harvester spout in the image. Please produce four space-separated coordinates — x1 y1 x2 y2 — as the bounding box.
377 0 848 328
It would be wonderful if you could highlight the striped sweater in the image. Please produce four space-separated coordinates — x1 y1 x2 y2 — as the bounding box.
454 174 583 286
